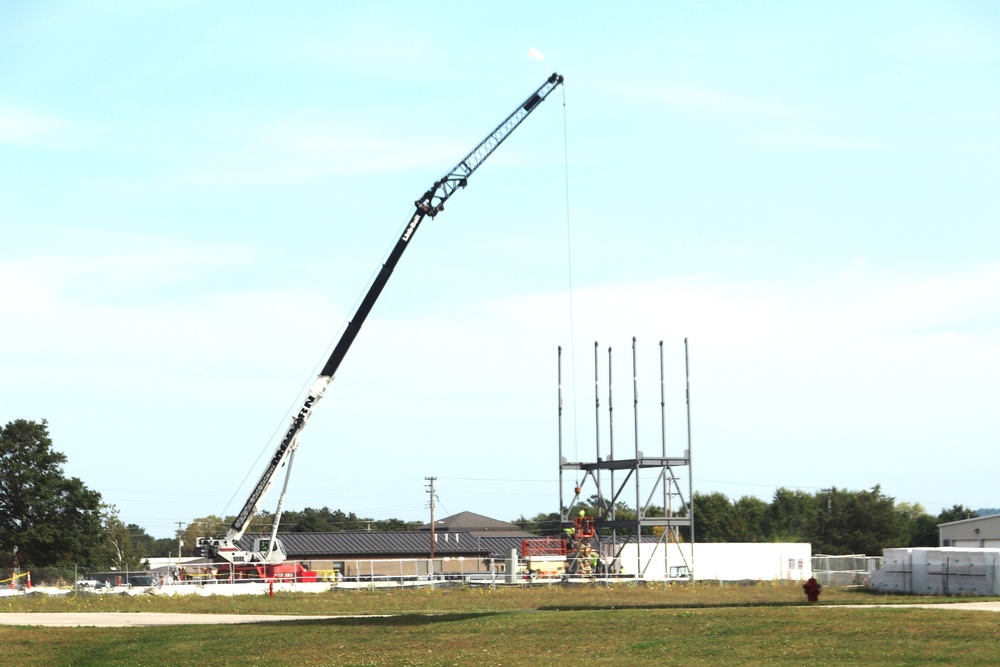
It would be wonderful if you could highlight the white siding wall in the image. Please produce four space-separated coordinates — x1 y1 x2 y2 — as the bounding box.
614 542 812 581
939 514 1000 546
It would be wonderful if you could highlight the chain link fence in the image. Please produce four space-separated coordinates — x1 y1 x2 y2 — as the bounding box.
1 566 150 590
812 554 882 587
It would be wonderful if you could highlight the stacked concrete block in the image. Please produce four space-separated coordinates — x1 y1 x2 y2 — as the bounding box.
871 548 912 593
871 547 1000 596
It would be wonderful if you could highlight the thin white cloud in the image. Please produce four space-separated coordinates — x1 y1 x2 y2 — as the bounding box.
603 80 903 152
0 107 70 146
0 236 341 390
8 235 997 393
5 242 998 528
895 27 997 59
149 112 473 191
335 262 1000 411
750 124 904 150
0 235 252 301
257 111 468 173
607 80 800 118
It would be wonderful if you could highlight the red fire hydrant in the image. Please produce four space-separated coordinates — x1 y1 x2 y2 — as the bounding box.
803 577 822 602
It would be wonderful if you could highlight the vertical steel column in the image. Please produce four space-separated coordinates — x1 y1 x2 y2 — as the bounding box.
608 346 617 552
594 342 603 516
685 337 695 577
660 340 669 577
632 337 641 579
660 340 668 519
555 336 694 581
558 346 565 523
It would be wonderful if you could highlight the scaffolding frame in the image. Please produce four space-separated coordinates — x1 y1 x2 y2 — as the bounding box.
558 338 694 580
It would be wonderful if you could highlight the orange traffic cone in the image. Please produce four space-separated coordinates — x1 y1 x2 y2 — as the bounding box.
7 578 12 590
26 572 31 589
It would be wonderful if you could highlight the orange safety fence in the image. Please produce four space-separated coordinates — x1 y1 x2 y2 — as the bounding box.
3 571 30 589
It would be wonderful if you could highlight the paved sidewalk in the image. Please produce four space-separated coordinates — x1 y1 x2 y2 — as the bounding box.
4 602 1000 627
834 601 1000 612
0 612 385 627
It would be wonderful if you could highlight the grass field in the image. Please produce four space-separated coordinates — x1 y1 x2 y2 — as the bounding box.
2 583 998 666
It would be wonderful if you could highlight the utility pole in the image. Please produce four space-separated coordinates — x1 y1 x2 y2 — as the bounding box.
425 477 437 561
175 522 185 562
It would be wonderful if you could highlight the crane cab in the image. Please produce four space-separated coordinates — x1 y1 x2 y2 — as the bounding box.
253 537 287 563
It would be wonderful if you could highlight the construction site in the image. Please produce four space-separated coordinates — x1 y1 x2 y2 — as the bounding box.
2 73 816 597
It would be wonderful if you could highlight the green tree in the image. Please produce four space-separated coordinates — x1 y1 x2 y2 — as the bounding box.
513 511 562 536
150 537 178 558
125 523 174 559
276 507 416 533
896 502 938 547
96 505 146 570
180 511 277 555
283 507 367 532
728 496 771 542
816 485 903 555
0 419 104 567
181 515 230 556
691 491 734 542
564 495 667 536
769 487 820 543
937 505 978 524
370 518 420 532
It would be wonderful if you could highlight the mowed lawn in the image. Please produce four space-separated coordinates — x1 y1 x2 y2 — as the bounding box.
3 584 999 666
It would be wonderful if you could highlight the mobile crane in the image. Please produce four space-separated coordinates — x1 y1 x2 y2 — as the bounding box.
194 73 565 581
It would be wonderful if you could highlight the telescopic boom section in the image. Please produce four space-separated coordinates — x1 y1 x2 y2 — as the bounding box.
223 73 564 546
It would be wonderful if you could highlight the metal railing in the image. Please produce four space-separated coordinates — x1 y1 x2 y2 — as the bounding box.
3 554 640 595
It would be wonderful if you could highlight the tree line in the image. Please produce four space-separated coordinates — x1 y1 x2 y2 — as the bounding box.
0 419 985 569
175 508 422 558
0 420 427 569
514 489 979 556
693 487 978 554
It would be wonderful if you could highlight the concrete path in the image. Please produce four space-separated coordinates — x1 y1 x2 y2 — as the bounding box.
4 602 1000 627
0 612 385 627
835 601 1000 612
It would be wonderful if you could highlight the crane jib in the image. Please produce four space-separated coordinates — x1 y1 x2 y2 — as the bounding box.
219 73 564 550
523 93 543 112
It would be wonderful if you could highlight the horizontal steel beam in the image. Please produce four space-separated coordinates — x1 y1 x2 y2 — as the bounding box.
561 456 689 472
599 518 692 530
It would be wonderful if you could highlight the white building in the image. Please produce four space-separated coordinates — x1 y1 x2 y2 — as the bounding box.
938 514 1000 548
615 542 812 581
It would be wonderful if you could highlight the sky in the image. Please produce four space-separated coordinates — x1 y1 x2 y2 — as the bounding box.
2 2 998 540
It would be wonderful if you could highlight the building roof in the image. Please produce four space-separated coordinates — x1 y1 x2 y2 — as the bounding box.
419 511 534 538
238 531 529 559
595 534 678 546
938 514 1000 528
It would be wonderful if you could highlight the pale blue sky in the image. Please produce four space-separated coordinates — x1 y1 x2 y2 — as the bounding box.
2 2 998 538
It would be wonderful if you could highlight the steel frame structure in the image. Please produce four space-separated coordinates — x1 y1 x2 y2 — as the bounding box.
558 338 694 580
